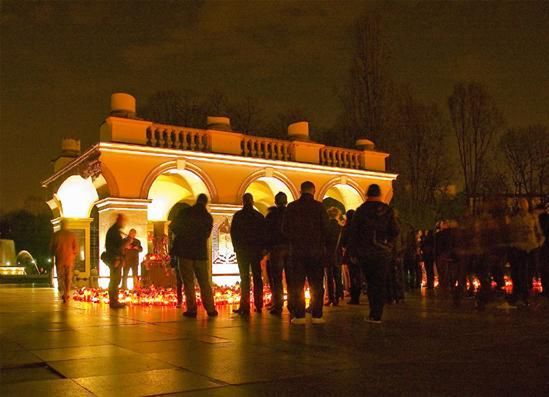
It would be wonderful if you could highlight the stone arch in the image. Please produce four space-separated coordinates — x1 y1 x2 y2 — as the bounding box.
237 169 299 214
55 175 99 218
141 161 217 221
140 160 218 201
318 177 366 211
95 162 119 198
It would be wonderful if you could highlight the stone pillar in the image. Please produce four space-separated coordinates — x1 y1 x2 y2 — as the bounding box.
209 204 241 286
95 198 150 289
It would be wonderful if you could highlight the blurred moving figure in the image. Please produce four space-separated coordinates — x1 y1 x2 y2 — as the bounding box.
507 198 545 306
50 219 78 303
104 214 129 308
388 210 406 303
434 221 454 293
539 203 549 297
421 230 436 290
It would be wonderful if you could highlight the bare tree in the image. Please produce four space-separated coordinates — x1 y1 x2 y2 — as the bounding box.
500 125 549 196
140 90 204 128
340 13 390 147
202 90 230 117
229 96 263 134
448 82 503 211
390 89 453 226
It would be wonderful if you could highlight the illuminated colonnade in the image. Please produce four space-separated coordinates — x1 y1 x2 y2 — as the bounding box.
42 94 397 288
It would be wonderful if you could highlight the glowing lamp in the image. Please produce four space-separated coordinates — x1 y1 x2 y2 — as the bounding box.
56 175 98 218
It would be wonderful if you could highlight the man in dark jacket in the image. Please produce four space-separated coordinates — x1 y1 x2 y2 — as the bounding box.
265 192 290 315
348 184 399 323
282 181 329 324
104 214 129 308
231 193 266 315
170 194 218 318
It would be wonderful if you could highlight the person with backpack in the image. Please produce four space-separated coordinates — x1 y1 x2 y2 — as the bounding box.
347 184 399 323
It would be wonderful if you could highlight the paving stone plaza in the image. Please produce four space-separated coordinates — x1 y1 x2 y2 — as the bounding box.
0 287 548 396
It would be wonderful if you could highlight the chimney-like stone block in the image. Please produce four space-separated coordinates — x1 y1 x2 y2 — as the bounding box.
100 117 152 145
290 141 324 165
208 129 244 156
360 150 389 171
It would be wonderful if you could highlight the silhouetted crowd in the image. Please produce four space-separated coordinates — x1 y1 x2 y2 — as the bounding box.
53 180 548 324
413 197 548 310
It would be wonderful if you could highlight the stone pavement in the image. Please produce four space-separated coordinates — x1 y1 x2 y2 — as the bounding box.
0 287 548 397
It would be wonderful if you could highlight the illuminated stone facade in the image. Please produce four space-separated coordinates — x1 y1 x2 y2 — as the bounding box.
43 93 397 287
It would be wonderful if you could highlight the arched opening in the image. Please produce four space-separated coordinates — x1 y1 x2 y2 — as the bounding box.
243 176 295 215
56 175 99 218
138 168 212 288
147 169 210 221
323 183 364 212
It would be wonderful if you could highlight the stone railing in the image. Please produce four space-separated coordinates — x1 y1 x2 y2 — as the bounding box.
146 125 210 152
129 120 388 171
320 146 362 169
241 136 292 161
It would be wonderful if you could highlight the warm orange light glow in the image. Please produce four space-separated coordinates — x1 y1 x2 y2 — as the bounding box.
56 175 98 218
324 183 363 210
147 170 210 220
99 143 398 181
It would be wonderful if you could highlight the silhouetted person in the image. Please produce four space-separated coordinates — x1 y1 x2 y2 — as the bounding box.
434 221 453 293
265 192 291 315
348 184 399 323
50 219 78 303
283 181 329 325
325 207 343 306
231 193 266 315
104 214 128 308
341 210 361 304
421 230 435 289
122 228 143 290
508 198 544 306
539 204 549 297
388 210 406 303
170 194 218 318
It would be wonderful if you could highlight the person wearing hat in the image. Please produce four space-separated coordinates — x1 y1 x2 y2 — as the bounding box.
347 184 399 323
265 192 291 315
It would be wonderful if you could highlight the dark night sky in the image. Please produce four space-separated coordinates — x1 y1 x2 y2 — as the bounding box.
1 1 548 211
